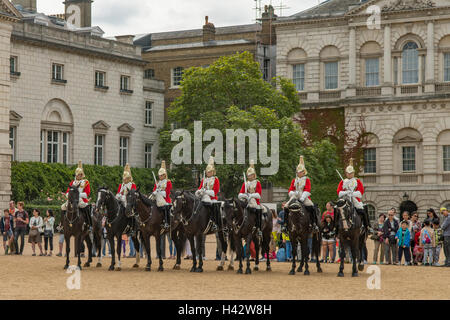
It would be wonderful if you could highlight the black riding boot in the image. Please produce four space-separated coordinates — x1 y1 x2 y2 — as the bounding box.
306 205 319 232
256 208 263 237
358 208 372 233
215 203 222 230
210 205 218 232
164 205 171 230
283 208 289 233
83 208 92 230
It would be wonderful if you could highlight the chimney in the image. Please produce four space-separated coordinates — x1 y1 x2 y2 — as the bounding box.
261 5 277 45
64 0 93 28
115 35 135 45
11 0 36 12
202 16 215 42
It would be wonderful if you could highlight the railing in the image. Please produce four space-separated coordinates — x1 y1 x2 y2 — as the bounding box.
356 87 381 97
435 83 450 93
400 85 419 94
399 174 418 184
319 91 341 100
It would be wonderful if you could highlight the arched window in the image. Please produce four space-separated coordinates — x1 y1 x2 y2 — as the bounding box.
367 204 376 222
402 42 419 84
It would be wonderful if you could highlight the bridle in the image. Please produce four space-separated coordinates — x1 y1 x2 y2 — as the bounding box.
66 187 80 228
226 199 246 235
133 191 152 228
176 192 197 226
97 188 121 228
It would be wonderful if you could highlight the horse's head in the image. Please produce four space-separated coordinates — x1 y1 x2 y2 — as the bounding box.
125 188 138 218
67 185 79 211
95 186 109 212
335 198 353 228
173 190 194 220
224 198 244 225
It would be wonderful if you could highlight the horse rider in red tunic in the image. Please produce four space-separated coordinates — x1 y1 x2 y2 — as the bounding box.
284 156 319 232
337 158 373 233
195 156 221 232
61 161 92 228
238 160 265 237
151 161 173 232
116 163 137 234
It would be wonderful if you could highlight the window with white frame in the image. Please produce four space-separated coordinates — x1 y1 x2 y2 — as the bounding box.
444 145 450 171
40 130 70 164
95 71 106 87
144 69 155 79
364 148 376 173
324 61 338 89
9 127 16 161
144 143 152 169
120 75 130 91
444 53 450 82
292 64 305 91
402 146 416 172
62 132 69 165
145 101 153 126
172 67 183 87
52 63 64 81
10 56 18 74
47 131 59 163
94 134 104 166
402 42 419 84
119 136 128 166
367 204 376 222
365 58 379 87
40 130 44 163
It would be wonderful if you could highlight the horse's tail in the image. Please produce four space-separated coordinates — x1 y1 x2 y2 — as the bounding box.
228 231 236 253
173 229 187 256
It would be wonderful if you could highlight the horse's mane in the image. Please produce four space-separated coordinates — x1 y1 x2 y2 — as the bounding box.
137 191 154 207
182 190 195 201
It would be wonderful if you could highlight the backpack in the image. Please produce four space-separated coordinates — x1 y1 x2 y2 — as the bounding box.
276 248 286 262
422 229 431 245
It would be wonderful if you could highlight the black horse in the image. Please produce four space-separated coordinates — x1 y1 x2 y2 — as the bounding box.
223 198 272 274
125 188 166 272
95 187 141 271
334 197 366 277
63 185 93 270
90 204 104 268
286 201 322 275
171 191 228 273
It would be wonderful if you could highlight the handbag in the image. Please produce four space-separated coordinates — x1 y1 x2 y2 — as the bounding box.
29 228 39 237
370 234 379 241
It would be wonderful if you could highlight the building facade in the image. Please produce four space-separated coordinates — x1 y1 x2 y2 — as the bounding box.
133 6 277 119
1 0 165 209
275 0 450 218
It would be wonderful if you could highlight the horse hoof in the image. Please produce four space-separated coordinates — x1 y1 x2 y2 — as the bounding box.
190 267 196 273
108 266 114 271
317 268 323 273
304 270 310 276
96 263 102 268
337 272 344 277
358 265 365 272
245 268 252 275
253 266 259 272
133 264 139 268
297 267 302 273
289 270 295 275
173 265 181 270
63 265 69 270
116 267 121 271
195 268 203 273
352 272 358 277
237 269 243 274
266 267 272 272
217 266 224 271
83 263 90 268
227 265 234 271
158 266 164 272
145 267 151 272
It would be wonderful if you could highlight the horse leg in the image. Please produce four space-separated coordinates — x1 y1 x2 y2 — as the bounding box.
146 233 152 271
64 234 70 269
351 241 358 277
236 236 243 274
116 235 122 271
264 234 271 272
314 234 323 273
358 236 365 272
84 235 92 268
96 236 103 267
253 236 260 272
298 240 304 273
189 236 196 273
108 236 115 271
303 237 310 276
245 236 252 275
172 231 182 270
217 232 226 271
289 236 297 275
132 235 140 268
156 235 164 272
338 239 345 277
195 234 204 273
76 235 82 270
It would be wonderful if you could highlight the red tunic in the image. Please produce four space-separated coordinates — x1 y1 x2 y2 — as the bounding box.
117 183 136 195
198 177 220 201
337 179 364 202
288 178 312 201
153 180 172 204
239 180 262 205
66 180 90 204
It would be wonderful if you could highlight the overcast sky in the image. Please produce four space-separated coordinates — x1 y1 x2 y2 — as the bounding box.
36 0 320 37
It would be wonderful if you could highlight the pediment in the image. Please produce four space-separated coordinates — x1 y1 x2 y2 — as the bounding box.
118 123 135 133
396 135 422 142
10 110 23 121
92 120 111 130
0 0 22 20
347 0 450 15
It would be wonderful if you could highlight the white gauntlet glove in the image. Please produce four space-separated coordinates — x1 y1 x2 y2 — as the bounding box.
250 193 260 200
205 190 215 197
80 192 87 199
352 191 362 198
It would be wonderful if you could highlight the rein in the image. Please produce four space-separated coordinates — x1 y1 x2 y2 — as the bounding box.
99 190 121 228
135 193 152 227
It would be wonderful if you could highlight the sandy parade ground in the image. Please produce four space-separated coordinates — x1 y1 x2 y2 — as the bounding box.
0 234 448 300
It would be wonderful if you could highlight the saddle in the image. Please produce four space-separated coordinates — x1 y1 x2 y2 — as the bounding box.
288 201 303 212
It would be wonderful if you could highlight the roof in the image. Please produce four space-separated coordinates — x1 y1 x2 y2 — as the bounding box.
144 39 254 52
278 0 364 21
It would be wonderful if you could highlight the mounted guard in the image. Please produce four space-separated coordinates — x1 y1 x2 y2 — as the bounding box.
151 161 172 232
195 156 221 232
116 163 137 235
285 156 319 232
337 158 373 233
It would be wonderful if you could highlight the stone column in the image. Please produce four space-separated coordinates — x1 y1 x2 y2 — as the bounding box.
425 20 435 93
382 24 393 95
347 27 357 97
0 21 13 210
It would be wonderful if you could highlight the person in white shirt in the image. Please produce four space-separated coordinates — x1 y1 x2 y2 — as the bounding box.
29 209 44 256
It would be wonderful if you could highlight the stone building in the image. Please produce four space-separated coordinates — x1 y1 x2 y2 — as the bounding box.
0 0 165 209
275 0 450 219
133 6 277 119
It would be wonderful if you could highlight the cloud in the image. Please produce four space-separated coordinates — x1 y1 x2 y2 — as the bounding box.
36 0 319 37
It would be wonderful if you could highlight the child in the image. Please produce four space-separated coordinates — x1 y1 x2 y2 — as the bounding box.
282 232 292 261
396 220 411 265
420 219 435 266
321 214 336 263
413 229 423 264
432 218 443 266
1 209 14 254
